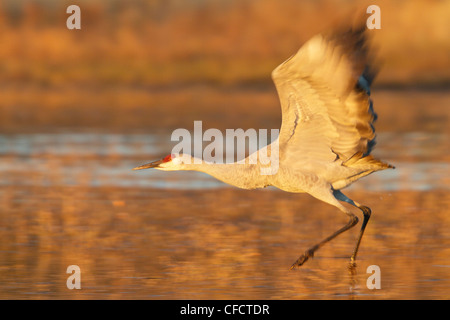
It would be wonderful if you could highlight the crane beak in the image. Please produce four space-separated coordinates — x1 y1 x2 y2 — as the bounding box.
133 159 164 170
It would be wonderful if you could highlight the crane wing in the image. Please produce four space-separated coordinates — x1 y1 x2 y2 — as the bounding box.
272 23 378 169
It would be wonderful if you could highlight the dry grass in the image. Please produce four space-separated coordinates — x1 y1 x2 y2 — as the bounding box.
0 0 449 132
0 0 449 87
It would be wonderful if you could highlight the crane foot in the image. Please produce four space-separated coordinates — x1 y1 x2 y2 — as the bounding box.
289 249 315 270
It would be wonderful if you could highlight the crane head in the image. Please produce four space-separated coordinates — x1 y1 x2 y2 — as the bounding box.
133 153 193 171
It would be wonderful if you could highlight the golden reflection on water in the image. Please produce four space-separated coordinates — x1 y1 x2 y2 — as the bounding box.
0 87 449 299
1 185 449 299
0 88 449 299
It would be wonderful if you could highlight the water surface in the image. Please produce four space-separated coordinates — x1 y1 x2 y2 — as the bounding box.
0 89 449 300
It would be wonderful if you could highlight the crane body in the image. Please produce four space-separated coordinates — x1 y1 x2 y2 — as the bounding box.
134 20 394 269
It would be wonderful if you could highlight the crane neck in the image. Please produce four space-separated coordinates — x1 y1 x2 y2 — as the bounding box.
187 159 272 190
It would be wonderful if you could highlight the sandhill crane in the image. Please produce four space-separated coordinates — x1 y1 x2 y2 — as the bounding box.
134 21 394 269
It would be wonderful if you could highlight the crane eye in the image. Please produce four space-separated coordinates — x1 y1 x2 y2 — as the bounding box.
162 154 172 163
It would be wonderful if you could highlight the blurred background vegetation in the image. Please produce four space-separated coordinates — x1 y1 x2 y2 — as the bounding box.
0 0 449 133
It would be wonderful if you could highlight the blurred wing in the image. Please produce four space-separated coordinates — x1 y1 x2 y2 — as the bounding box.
272 23 378 168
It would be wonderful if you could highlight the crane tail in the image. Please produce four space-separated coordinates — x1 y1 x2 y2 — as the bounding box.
331 153 394 190
342 152 394 170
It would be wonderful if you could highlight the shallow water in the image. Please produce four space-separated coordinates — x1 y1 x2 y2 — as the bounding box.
0 89 449 300
0 132 447 191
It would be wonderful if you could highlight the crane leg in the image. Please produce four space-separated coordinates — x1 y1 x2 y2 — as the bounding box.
350 205 371 264
290 189 359 270
290 211 358 269
290 189 372 270
333 190 372 267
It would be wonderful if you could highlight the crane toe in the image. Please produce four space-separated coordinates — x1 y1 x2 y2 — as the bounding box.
289 248 315 270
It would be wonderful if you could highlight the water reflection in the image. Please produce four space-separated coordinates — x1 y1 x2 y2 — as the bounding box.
1 185 449 299
0 128 449 299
